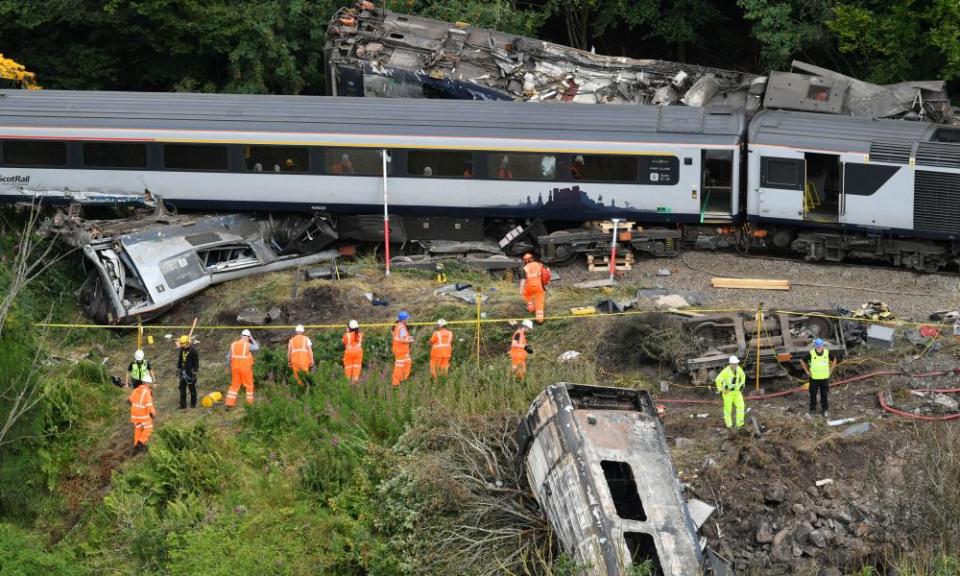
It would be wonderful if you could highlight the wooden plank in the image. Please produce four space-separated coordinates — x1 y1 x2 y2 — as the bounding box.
711 277 790 290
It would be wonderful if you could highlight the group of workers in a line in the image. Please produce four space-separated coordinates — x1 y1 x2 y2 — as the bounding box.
715 338 837 430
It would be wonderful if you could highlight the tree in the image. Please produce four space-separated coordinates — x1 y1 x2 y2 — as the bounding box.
384 0 547 38
737 0 838 71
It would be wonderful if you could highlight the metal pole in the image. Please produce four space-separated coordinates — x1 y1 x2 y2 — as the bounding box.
609 218 620 282
755 303 763 391
475 291 482 368
382 149 390 276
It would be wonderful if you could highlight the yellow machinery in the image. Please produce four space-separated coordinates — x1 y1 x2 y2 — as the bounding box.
0 53 40 89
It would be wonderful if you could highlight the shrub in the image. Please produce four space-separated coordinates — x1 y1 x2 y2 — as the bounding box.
0 522 86 576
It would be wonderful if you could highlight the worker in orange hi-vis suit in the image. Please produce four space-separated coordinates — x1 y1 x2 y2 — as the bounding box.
429 318 453 379
520 253 546 324
225 329 260 408
128 378 155 453
391 311 415 387
342 319 363 384
510 319 534 380
287 324 315 386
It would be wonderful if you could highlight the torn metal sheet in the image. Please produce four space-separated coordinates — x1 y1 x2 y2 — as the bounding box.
517 383 732 575
48 212 338 323
326 3 756 107
680 310 847 385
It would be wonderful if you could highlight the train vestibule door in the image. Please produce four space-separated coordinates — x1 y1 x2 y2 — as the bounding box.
701 149 734 222
803 153 842 223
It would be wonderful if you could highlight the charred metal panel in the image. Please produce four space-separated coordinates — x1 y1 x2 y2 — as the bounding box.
518 383 708 576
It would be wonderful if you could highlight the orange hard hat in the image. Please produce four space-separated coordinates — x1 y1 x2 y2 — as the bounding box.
523 253 533 262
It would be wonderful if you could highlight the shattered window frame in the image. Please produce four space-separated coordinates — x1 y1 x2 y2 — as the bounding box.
323 148 392 176
487 152 557 181
570 154 639 183
243 145 310 173
2 139 68 167
406 149 474 178
82 142 148 169
162 143 229 172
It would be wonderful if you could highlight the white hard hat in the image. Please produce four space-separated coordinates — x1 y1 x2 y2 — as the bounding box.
729 355 740 365
134 349 145 361
295 324 305 333
241 329 252 337
522 319 534 329
437 319 447 327
348 320 359 330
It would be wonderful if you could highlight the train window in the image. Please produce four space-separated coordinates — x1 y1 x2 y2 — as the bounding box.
324 148 390 176
163 144 228 171
83 142 148 168
933 128 960 143
407 150 473 178
487 153 556 180
2 140 67 167
639 156 679 185
760 157 804 189
244 146 309 172
570 154 637 182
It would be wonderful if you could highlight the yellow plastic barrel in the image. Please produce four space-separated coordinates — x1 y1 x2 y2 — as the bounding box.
201 391 223 408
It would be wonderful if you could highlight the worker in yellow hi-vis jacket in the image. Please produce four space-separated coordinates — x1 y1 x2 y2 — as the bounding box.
715 355 746 429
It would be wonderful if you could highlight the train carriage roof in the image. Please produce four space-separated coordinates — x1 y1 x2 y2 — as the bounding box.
748 109 939 154
0 90 745 145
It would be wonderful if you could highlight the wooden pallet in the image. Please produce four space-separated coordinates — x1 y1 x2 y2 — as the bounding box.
597 220 637 233
587 253 634 272
711 277 790 290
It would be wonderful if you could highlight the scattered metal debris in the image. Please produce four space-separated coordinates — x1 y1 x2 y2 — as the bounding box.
517 383 732 575
865 325 895 349
853 301 895 321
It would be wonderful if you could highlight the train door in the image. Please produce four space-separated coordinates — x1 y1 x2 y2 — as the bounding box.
701 149 734 221
802 153 842 223
757 154 805 221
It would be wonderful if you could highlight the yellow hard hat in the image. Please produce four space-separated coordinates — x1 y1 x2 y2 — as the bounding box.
179 335 190 345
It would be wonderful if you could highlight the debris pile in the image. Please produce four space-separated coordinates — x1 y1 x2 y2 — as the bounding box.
852 301 894 321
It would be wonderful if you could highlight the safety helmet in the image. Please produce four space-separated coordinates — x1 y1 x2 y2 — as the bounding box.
241 329 252 337
523 253 534 262
398 311 410 321
178 335 190 346
729 355 740 365
814 338 824 347
134 349 145 361
295 324 305 333
522 319 534 329
348 320 359 330
437 319 447 327
574 154 585 163
284 158 295 168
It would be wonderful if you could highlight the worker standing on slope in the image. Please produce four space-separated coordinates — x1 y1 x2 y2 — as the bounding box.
287 324 315 386
520 253 549 324
511 319 534 380
392 311 415 386
342 320 363 384
125 349 156 389
800 338 836 418
715 355 746 429
429 319 453 379
225 329 259 408
176 336 199 409
128 377 155 453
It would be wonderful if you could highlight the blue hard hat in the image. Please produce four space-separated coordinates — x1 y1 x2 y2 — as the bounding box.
814 338 824 347
398 310 410 321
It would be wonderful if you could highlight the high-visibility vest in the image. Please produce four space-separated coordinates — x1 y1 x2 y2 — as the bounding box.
431 329 453 358
230 339 253 368
129 384 154 423
392 323 411 355
715 366 745 393
343 330 363 353
810 348 831 379
129 360 149 381
288 334 312 365
524 262 544 290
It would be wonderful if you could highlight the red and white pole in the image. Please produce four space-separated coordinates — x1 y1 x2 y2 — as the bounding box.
609 218 620 282
382 149 390 276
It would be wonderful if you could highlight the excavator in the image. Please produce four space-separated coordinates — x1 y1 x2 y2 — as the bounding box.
0 53 40 89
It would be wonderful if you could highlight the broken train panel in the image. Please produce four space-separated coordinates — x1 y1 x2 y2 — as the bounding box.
517 383 705 576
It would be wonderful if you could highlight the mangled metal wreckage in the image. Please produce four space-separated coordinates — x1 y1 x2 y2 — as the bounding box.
326 2 953 123
517 383 732 576
51 212 338 323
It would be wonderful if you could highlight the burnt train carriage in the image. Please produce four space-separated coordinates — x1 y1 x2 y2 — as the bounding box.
746 110 960 271
0 90 745 239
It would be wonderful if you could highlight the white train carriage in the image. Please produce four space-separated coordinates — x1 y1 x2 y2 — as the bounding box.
0 90 745 233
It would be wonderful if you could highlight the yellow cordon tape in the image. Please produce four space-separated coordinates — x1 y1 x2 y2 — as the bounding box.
36 307 943 331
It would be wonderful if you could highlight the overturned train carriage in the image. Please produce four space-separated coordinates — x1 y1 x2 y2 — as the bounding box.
517 383 722 576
